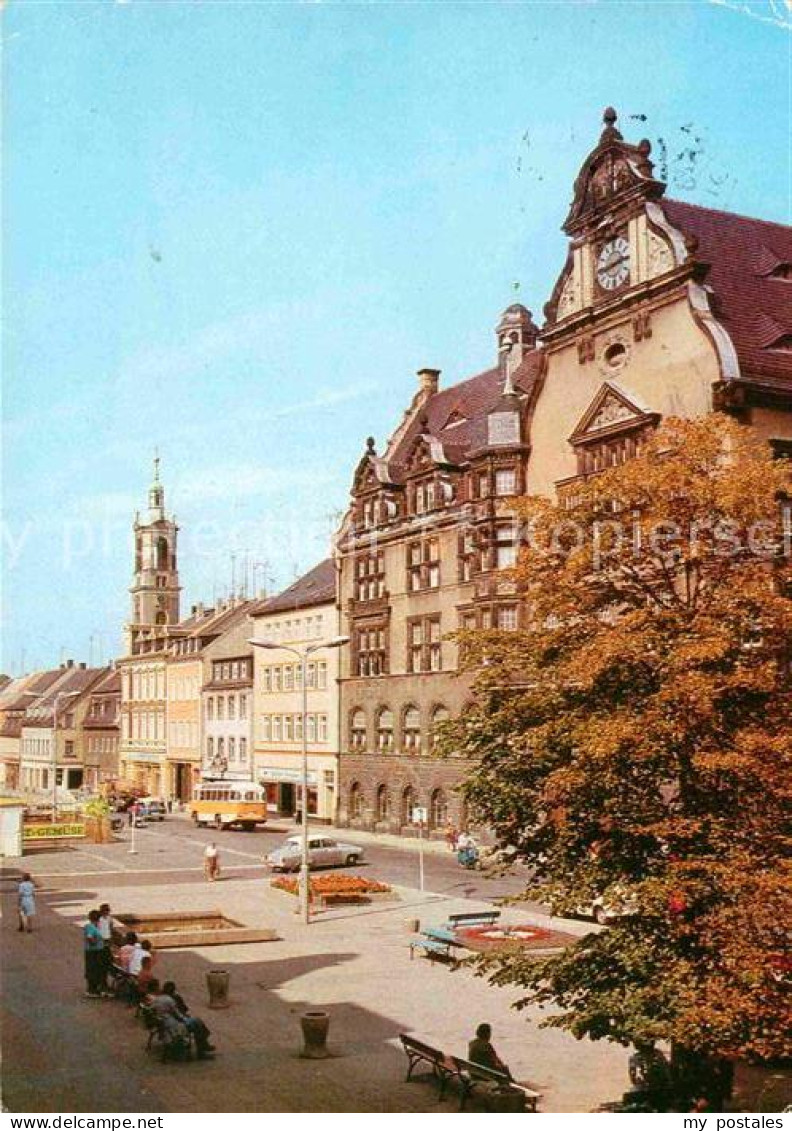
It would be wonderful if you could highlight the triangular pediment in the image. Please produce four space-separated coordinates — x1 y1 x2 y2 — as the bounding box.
569 383 659 445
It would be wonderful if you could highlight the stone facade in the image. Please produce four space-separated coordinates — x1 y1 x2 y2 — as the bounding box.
334 108 792 838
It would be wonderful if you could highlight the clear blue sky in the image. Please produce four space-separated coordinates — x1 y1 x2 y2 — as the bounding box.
3 0 790 672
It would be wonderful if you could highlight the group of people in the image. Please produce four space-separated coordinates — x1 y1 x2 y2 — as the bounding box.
81 902 216 1060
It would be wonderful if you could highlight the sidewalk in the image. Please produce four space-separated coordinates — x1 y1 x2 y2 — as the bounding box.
1 849 629 1113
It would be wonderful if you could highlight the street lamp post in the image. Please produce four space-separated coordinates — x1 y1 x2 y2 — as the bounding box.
250 634 349 925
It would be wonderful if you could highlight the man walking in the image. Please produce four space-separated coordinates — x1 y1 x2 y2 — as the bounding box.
204 842 220 881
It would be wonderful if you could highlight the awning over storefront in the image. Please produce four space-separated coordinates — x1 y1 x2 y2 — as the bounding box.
258 767 318 786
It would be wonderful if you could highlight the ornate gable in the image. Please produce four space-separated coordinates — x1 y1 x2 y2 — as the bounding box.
564 108 664 238
570 382 659 445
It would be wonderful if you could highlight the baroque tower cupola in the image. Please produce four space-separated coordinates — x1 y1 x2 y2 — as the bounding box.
126 454 181 650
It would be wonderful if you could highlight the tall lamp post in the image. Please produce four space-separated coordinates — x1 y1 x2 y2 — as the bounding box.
250 634 349 925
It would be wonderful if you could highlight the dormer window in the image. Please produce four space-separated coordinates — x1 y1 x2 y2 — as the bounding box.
362 499 375 528
768 334 792 351
768 263 792 281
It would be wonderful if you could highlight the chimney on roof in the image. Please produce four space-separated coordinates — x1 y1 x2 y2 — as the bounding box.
67 659 75 669
79 662 86 670
417 368 440 398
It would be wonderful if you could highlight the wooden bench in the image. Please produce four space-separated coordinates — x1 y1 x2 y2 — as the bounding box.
451 1056 540 1111
408 936 456 962
399 1035 456 1097
446 910 501 929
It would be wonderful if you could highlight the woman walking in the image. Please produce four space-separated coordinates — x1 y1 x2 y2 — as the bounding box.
17 874 36 933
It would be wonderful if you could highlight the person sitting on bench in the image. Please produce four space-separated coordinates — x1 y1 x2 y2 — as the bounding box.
148 980 215 1059
161 981 215 1057
468 1023 513 1081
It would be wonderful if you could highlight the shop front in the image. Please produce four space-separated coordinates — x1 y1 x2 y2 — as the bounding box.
255 756 337 824
120 751 164 797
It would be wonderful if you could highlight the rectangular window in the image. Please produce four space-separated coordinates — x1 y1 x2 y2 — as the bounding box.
239 694 247 719
307 662 316 689
284 666 294 691
317 661 328 690
216 697 225 720
495 521 517 569
428 616 442 670
409 620 423 673
426 538 440 589
318 715 328 742
239 737 247 764
273 716 282 742
295 664 303 690
294 714 303 741
495 467 517 496
307 714 316 743
284 715 294 742
262 667 272 693
228 736 236 761
228 696 236 720
261 716 271 742
273 667 283 692
206 697 214 720
355 623 387 676
497 605 518 630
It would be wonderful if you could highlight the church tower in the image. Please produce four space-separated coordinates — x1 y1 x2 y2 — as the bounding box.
126 456 181 649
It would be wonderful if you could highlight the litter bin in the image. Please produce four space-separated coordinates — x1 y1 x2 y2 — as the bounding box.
300 1010 330 1059
206 968 230 1009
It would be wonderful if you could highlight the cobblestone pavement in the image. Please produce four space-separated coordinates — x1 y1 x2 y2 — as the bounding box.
1 832 630 1113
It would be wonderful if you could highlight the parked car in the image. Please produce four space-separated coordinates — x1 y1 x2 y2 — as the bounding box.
266 835 365 872
578 887 638 925
140 798 166 821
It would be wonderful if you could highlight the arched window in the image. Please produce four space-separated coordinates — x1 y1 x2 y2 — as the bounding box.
430 705 450 750
403 705 421 754
156 537 169 571
349 781 363 819
350 709 367 751
401 785 416 826
429 788 448 829
376 708 394 751
376 784 390 822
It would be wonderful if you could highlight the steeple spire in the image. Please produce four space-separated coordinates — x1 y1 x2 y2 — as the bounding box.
148 451 165 518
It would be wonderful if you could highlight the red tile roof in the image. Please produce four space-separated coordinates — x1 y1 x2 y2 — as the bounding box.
662 199 792 389
386 352 542 477
252 558 336 615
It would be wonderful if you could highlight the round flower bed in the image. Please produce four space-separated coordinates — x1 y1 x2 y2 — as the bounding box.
457 922 577 953
271 874 392 897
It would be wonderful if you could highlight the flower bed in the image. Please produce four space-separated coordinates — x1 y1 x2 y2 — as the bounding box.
271 874 392 898
457 923 577 953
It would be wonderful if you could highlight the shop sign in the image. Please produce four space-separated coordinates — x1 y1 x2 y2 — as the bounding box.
24 822 85 840
258 768 318 785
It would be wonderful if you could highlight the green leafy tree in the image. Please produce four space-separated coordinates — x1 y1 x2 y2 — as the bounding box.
443 415 792 1105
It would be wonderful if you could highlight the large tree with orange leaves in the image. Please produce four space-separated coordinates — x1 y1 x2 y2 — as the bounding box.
444 415 792 1098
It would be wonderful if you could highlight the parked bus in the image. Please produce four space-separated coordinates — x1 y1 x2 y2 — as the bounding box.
189 781 268 830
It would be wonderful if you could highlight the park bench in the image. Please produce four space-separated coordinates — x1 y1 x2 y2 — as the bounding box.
409 925 466 963
399 1035 457 1097
446 910 501 929
450 1056 541 1112
139 1004 194 1062
409 936 456 962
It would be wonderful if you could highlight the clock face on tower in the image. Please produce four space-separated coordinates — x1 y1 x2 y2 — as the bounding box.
596 236 630 291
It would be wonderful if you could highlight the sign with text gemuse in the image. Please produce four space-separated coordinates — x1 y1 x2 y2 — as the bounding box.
23 822 85 840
